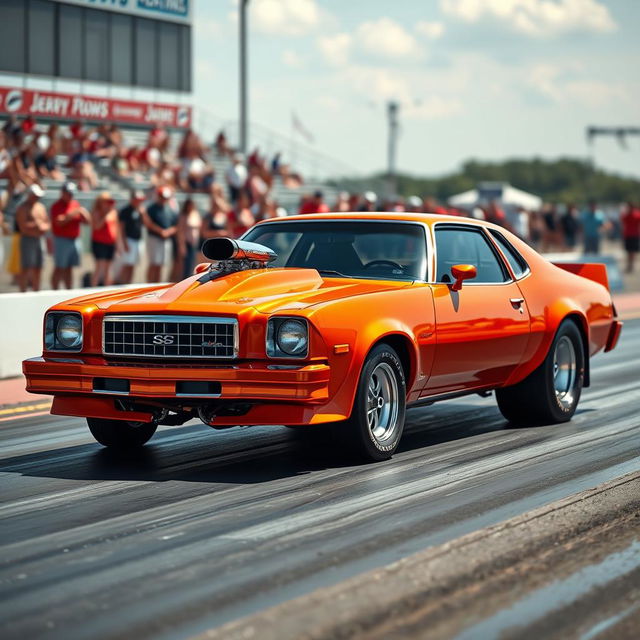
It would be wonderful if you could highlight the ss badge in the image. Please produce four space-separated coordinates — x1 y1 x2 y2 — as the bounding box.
153 334 175 345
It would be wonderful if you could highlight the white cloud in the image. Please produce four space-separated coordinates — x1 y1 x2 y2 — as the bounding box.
282 49 304 69
441 0 616 37
341 66 463 119
317 33 352 66
354 18 424 60
345 67 410 100
415 21 445 39
251 0 323 36
527 63 627 106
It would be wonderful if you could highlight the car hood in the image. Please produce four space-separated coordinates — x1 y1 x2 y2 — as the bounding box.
68 268 411 316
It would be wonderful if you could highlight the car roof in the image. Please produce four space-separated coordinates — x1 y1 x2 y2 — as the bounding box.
256 212 492 228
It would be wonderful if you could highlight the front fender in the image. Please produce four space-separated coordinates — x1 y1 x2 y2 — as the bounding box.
305 287 434 422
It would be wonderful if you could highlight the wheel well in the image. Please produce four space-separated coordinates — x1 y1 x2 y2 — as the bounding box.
564 313 590 388
373 334 414 387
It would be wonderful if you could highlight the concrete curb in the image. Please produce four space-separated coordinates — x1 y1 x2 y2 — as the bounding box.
194 471 640 640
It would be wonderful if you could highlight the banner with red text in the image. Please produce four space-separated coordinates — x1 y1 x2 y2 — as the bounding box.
0 86 192 129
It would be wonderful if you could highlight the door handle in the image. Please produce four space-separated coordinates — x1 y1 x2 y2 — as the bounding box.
510 298 525 313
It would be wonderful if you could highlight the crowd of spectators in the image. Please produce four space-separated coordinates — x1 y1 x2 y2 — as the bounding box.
0 115 305 290
297 190 640 273
1 115 103 194
1 115 302 200
2 182 640 292
2 115 640 290
1 179 293 292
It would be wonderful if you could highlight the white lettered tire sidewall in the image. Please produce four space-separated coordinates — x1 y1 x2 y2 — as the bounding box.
350 344 406 460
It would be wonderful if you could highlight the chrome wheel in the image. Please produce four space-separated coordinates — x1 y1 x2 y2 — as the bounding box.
553 335 577 410
367 362 400 444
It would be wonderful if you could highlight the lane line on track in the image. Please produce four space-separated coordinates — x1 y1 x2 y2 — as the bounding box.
1 391 637 534
0 402 50 416
0 408 51 423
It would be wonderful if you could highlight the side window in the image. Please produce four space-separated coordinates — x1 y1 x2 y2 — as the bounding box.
489 230 529 279
435 227 509 284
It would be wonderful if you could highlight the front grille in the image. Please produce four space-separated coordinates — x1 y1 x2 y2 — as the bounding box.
103 315 238 359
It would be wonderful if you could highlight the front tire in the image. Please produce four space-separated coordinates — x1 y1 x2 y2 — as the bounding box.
342 344 406 461
496 319 585 426
87 417 158 449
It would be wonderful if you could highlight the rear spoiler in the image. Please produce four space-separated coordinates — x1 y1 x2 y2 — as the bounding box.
552 262 610 291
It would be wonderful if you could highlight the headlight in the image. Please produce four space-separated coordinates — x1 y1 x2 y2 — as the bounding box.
45 312 83 351
267 317 308 358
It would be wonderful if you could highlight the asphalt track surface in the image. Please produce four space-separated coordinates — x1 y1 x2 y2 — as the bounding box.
1 320 639 640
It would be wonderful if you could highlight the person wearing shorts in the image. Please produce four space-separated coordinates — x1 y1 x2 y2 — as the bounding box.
16 184 50 291
117 190 146 284
91 192 119 287
50 182 90 289
144 187 178 283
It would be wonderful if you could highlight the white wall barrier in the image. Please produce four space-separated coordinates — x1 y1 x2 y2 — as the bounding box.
0 286 131 379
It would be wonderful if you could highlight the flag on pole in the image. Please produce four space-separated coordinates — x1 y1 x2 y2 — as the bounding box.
292 111 314 144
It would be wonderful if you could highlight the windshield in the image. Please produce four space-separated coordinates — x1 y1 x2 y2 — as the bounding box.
243 221 427 281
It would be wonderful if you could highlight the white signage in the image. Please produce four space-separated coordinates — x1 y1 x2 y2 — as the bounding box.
51 0 192 24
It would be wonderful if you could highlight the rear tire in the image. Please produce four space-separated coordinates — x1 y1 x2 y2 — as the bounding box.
87 417 157 449
496 319 585 426
341 344 406 461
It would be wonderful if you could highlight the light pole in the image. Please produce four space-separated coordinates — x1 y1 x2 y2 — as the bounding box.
387 101 400 198
239 0 250 156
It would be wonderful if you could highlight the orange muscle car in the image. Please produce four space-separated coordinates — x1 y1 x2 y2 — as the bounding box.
23 213 622 460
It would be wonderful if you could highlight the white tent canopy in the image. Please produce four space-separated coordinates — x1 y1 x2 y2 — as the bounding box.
448 182 542 212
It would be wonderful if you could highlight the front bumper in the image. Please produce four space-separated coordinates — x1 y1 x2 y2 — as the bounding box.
24 356 330 402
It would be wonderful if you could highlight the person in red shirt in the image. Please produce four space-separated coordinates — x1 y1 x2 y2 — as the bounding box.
228 190 255 238
299 190 330 215
50 182 90 289
21 115 36 135
91 192 120 287
485 200 507 227
621 201 640 273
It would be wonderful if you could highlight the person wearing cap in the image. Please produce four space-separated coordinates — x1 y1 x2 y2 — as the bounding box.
50 182 90 289
15 184 50 291
406 196 423 213
117 190 146 284
225 154 248 204
359 191 378 212
90 192 119 287
144 186 178 283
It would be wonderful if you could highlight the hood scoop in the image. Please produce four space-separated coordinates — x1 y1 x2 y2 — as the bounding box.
197 237 278 284
193 237 323 299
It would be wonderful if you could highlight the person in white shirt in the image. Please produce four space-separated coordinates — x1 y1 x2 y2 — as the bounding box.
225 154 248 204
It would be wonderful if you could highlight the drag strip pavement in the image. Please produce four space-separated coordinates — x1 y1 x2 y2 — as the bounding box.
1 321 639 640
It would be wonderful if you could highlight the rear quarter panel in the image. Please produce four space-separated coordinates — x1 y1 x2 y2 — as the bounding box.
504 237 614 385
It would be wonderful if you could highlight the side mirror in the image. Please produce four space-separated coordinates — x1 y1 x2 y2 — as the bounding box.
450 264 477 291
193 263 210 275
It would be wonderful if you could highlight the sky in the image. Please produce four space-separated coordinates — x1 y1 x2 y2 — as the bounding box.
193 0 640 179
